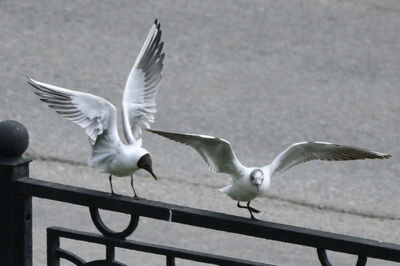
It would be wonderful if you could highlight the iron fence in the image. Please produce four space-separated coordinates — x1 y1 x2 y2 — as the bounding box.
1 120 400 266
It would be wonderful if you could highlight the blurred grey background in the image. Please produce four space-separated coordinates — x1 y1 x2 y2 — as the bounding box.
1 0 399 265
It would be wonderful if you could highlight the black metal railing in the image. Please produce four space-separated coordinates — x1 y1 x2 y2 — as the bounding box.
1 120 400 266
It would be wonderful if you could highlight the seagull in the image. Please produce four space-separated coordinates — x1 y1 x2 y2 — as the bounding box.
27 19 165 198
147 129 391 219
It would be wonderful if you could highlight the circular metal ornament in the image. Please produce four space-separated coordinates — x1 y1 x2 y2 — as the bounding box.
89 207 139 239
317 248 367 266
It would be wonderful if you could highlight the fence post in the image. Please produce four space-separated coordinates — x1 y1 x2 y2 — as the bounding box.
0 120 32 266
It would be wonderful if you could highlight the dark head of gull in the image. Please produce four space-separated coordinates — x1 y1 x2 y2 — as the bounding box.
137 153 157 180
250 169 264 192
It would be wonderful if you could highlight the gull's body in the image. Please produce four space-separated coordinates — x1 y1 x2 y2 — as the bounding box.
219 167 271 202
28 20 165 197
148 130 391 219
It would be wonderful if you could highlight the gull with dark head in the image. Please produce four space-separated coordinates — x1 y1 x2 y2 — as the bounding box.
147 129 391 219
27 19 165 198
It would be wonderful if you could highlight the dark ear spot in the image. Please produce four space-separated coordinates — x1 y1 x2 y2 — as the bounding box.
250 169 261 178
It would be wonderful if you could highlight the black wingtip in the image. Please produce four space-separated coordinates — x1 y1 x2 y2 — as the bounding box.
145 128 164 137
383 154 392 159
26 76 41 90
372 151 391 159
144 128 160 135
153 18 161 30
26 76 39 89
154 18 161 30
144 128 152 132
25 74 33 84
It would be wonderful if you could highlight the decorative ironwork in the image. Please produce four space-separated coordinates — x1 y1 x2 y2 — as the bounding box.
317 249 332 266
317 249 367 266
89 207 139 239
1 120 400 265
14 176 400 265
47 227 270 266
55 250 86 265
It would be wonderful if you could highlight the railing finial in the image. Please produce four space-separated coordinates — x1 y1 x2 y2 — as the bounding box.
0 120 32 266
0 120 29 159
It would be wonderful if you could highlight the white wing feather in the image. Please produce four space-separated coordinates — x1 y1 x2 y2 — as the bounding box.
122 19 165 144
148 129 245 176
27 77 120 146
266 141 391 178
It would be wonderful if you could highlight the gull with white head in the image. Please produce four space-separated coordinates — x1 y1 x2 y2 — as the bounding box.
147 129 391 219
27 19 165 198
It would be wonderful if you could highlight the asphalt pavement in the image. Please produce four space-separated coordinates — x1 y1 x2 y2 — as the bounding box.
1 0 400 265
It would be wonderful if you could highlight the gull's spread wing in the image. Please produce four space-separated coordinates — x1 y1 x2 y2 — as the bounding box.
27 77 119 146
148 129 245 176
266 141 391 178
122 19 165 145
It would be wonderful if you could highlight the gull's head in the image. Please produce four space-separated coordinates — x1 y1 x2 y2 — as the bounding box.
250 169 264 192
137 153 157 180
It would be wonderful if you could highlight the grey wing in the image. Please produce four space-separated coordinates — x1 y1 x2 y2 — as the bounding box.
147 129 245 176
122 19 165 145
27 76 120 146
267 141 391 178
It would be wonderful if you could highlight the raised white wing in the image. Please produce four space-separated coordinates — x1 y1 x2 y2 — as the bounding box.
148 129 246 176
27 77 120 146
122 19 165 144
266 141 391 178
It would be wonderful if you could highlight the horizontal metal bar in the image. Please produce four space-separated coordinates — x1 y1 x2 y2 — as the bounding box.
48 227 272 266
16 177 400 262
